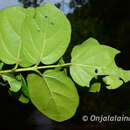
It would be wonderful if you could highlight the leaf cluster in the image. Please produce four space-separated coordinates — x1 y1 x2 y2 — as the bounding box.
0 3 130 122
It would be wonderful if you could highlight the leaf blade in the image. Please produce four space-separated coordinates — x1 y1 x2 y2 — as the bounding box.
27 69 79 122
21 3 71 67
2 74 21 92
0 6 26 65
70 37 130 88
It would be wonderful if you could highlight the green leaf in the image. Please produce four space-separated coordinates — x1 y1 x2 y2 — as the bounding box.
89 82 101 92
27 69 79 122
0 6 26 65
8 88 29 104
0 62 4 70
70 37 130 88
2 74 21 92
0 3 71 67
18 94 29 104
58 57 65 65
21 3 71 67
103 75 123 90
16 74 30 98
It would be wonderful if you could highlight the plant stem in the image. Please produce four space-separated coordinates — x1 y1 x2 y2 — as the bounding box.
0 63 72 74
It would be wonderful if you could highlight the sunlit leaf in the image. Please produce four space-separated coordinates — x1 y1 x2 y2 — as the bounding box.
70 37 130 88
0 6 26 65
21 3 71 66
0 3 71 67
27 69 79 122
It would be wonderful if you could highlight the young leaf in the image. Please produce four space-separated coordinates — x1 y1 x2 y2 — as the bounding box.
89 82 101 92
16 74 30 98
70 37 130 87
18 94 29 104
2 74 21 92
20 3 71 67
0 62 4 70
8 90 29 104
27 69 79 122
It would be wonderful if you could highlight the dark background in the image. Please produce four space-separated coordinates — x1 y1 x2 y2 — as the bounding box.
0 0 130 129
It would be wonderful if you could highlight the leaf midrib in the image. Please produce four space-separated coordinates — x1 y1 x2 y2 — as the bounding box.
43 75 59 115
37 11 48 64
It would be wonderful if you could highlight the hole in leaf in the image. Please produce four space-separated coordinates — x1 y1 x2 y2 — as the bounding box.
119 77 124 82
44 16 48 18
95 69 98 73
50 22 54 25
115 52 130 70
